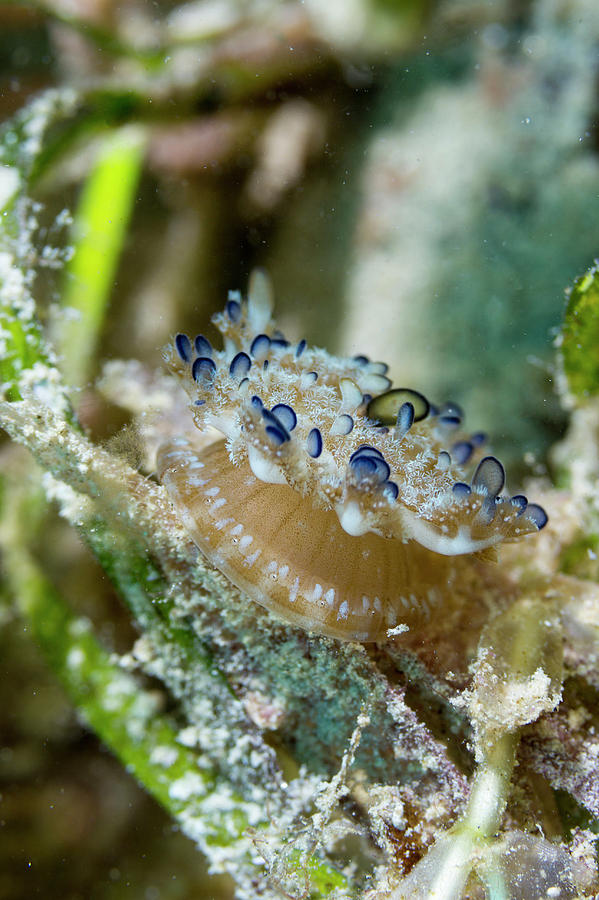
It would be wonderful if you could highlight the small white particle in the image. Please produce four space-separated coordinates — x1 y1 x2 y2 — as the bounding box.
362 596 370 612
177 726 198 747
212 498 227 509
0 166 20 210
170 772 206 802
239 534 253 549
205 486 220 497
324 588 335 606
386 624 409 637
279 564 289 579
68 616 92 636
312 583 323 601
67 647 85 668
230 523 244 536
150 745 179 767
337 599 349 620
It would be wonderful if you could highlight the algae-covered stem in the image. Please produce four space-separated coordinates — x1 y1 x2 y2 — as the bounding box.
388 593 563 899
0 477 265 863
393 732 518 900
0 95 348 896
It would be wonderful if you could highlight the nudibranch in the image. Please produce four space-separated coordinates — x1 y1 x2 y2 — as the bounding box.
157 271 547 642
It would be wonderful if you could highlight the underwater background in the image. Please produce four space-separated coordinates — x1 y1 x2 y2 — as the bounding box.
1 0 599 898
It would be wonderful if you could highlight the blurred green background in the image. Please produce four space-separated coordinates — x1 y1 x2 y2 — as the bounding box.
1 0 598 896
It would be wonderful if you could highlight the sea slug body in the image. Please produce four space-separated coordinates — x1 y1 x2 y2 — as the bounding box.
158 271 547 641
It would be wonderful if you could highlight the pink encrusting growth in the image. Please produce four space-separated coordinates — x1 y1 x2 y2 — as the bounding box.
157 271 547 641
